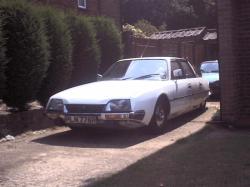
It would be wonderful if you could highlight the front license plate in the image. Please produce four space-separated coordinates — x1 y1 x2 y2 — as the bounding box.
66 116 97 124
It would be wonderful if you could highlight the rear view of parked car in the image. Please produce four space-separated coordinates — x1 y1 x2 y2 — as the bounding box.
200 60 220 97
45 57 210 133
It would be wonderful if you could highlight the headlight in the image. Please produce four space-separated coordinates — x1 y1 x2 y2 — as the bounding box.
105 99 131 112
47 99 64 112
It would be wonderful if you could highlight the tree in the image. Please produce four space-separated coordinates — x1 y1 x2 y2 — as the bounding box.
0 18 7 99
121 0 217 29
90 17 122 74
66 13 100 87
37 7 73 106
134 19 159 36
0 0 49 110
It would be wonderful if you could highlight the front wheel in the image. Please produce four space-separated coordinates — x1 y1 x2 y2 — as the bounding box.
198 100 207 112
148 99 168 134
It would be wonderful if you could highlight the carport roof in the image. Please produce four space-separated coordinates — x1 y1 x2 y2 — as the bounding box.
150 27 217 41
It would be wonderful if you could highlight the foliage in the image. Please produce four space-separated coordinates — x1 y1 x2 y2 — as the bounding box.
0 0 49 110
0 18 7 99
90 17 122 74
66 13 100 87
121 0 217 29
37 7 73 106
134 19 159 36
123 24 147 38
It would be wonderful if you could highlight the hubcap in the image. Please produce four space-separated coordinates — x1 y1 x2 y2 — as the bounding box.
155 104 165 127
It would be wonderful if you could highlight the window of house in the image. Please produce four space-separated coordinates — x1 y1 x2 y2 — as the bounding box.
78 0 87 9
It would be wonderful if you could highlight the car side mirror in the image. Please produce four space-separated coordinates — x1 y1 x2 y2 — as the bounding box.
97 74 103 81
173 69 183 79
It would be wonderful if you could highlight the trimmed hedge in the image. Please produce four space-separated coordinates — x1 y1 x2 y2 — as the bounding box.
0 18 7 99
0 0 49 110
91 17 122 74
66 13 100 87
0 0 123 110
37 7 73 106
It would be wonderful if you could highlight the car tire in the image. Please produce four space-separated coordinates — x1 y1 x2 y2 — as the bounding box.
199 100 207 112
69 126 82 132
148 98 168 134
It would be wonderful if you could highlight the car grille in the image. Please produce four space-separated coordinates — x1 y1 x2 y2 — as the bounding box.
65 104 105 114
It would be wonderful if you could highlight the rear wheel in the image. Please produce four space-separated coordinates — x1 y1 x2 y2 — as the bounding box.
69 126 84 132
148 98 168 134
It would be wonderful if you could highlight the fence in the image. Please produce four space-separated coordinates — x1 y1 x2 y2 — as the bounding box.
123 32 218 68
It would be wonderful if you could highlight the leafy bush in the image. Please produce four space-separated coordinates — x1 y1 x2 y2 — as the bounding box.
90 17 122 74
0 0 49 110
37 7 73 106
66 13 100 87
134 19 159 36
0 18 7 99
123 23 147 38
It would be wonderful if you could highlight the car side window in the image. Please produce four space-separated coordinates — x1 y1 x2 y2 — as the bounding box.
179 61 196 78
171 61 184 80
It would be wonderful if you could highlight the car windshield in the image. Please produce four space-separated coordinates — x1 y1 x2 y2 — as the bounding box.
200 61 219 73
102 59 168 80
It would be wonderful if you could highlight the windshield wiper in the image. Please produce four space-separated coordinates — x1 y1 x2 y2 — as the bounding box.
123 73 163 80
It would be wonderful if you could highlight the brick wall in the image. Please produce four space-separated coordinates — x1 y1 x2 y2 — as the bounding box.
236 0 250 124
32 0 99 15
218 0 250 126
32 0 121 27
99 0 121 27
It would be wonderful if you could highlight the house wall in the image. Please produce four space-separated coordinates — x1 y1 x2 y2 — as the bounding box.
218 0 250 126
32 0 121 26
99 0 121 27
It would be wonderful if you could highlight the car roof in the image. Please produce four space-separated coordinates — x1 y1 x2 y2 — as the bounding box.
118 57 184 62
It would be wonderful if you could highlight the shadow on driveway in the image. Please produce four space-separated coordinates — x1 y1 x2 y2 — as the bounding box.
33 109 206 149
88 124 250 187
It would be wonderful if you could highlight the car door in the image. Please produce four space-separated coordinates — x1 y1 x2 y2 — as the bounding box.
179 60 200 109
170 60 192 116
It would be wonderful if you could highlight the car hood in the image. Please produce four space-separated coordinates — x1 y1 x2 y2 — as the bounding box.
51 80 165 104
201 73 219 83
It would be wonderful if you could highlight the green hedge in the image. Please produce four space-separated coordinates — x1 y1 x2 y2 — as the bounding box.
66 13 100 87
37 7 73 106
0 0 49 110
0 0 123 109
91 17 122 74
0 18 7 99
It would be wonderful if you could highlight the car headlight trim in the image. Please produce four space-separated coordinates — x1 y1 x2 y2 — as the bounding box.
47 99 64 112
105 99 131 112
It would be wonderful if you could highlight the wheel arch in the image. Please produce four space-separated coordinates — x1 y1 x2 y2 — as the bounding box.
157 93 171 116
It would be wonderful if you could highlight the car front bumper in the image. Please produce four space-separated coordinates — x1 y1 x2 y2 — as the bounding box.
45 111 146 128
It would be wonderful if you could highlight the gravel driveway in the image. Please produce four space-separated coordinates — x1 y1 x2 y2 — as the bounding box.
0 103 219 187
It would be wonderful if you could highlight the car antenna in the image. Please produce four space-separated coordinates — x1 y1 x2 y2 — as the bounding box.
140 38 151 58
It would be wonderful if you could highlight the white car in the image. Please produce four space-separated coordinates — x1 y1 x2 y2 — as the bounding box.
46 57 209 133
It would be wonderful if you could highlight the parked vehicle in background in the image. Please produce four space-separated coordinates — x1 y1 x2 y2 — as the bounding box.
45 57 210 133
200 60 220 97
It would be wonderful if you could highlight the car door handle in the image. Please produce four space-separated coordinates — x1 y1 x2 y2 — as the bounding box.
199 83 203 87
188 83 192 89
